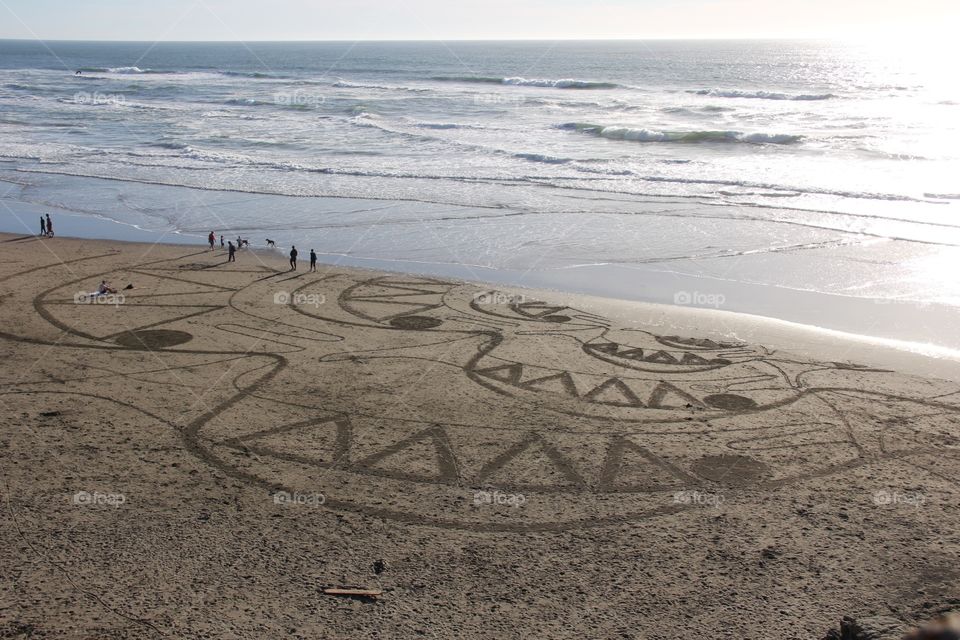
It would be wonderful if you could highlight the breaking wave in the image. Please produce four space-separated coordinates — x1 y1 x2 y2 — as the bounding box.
690 89 836 101
76 66 170 75
76 67 281 79
414 122 486 130
559 123 802 145
333 79 432 93
434 76 620 89
513 153 573 164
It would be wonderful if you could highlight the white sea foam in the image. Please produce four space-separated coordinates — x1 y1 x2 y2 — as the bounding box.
691 88 836 101
559 123 802 145
434 75 620 89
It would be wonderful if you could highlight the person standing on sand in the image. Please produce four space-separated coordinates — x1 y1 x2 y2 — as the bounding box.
40 216 46 237
45 214 53 237
220 235 224 248
227 241 236 262
289 245 298 271
309 249 317 272
208 231 215 250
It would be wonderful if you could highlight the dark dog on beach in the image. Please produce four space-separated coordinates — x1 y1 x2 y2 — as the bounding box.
265 239 275 247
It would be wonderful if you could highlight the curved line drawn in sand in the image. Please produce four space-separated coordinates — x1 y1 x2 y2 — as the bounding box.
5 256 960 532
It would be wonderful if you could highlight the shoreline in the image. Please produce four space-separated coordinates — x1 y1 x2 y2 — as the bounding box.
2 221 960 383
3 175 959 359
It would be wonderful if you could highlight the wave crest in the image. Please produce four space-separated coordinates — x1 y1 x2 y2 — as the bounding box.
559 122 801 145
333 79 431 93
433 75 619 89
690 88 836 101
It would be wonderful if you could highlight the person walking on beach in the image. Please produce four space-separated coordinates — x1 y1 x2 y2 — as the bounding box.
227 241 236 262
309 249 317 272
208 231 215 250
220 235 224 248
40 216 46 237
289 245 298 271
45 214 53 237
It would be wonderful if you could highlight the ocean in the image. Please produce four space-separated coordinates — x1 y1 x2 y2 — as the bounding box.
1 39 958 351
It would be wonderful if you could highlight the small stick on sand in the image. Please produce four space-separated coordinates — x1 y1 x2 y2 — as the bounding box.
322 587 383 598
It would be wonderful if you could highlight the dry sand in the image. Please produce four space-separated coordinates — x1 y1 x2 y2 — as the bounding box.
0 233 958 639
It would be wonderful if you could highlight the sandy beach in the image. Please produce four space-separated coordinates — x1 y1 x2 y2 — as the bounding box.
1 232 959 639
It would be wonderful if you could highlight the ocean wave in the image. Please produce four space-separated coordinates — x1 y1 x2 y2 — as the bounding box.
109 66 154 74
11 144 948 218
348 110 437 142
622 174 935 204
349 105 373 117
199 110 266 120
690 89 836 101
77 66 172 75
513 153 572 164
0 117 78 129
719 189 800 198
77 67 279 79
661 105 736 115
3 83 45 92
434 75 620 89
414 122 487 131
559 122 801 145
220 70 281 79
148 140 191 150
333 79 431 93
224 98 267 107
854 148 930 161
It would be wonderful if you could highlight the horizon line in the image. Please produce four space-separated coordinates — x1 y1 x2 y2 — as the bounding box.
0 36 847 44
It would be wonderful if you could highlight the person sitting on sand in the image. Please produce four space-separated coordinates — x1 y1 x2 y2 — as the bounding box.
97 280 117 295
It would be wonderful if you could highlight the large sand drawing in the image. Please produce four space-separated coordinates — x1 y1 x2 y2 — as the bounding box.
3 249 959 532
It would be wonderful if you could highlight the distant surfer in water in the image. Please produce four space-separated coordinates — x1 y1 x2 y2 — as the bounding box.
75 70 81 76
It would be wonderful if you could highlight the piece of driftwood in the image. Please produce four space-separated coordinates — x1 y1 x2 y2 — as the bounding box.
322 587 382 598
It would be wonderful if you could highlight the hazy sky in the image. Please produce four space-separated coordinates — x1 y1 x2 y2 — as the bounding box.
1 0 957 41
